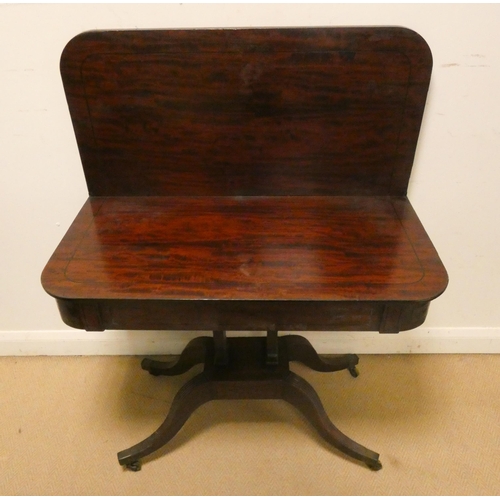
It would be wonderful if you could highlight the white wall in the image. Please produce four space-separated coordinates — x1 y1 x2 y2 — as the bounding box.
1 4 500 354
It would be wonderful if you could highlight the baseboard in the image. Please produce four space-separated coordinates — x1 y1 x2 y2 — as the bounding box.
1 328 499 356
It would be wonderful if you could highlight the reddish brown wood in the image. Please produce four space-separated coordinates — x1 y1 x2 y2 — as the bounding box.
118 336 381 471
59 27 431 197
53 297 430 334
117 371 214 468
266 330 279 366
213 330 229 366
284 335 359 374
41 27 448 471
141 336 211 376
42 196 447 332
43 196 447 301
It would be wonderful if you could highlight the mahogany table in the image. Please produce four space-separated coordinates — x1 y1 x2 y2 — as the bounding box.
42 27 448 471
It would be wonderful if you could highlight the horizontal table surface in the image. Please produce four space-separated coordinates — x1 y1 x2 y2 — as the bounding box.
41 196 447 302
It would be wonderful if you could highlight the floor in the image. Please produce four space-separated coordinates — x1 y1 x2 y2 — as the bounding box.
0 354 498 495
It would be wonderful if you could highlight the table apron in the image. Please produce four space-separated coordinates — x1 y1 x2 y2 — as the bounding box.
56 298 430 334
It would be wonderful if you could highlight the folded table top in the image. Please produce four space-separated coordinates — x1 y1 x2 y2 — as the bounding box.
57 27 433 198
42 195 447 304
41 27 448 331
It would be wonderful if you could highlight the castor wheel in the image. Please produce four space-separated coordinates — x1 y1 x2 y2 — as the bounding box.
141 359 163 376
125 460 142 472
348 364 359 378
367 459 383 471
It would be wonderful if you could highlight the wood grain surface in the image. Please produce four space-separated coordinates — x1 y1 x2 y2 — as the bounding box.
42 27 447 333
60 27 431 197
42 196 446 302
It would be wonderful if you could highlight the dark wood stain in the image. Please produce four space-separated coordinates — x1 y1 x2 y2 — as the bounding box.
41 26 448 471
59 27 431 197
42 27 446 334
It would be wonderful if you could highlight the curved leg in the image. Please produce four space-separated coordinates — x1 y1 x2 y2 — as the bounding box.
284 335 359 376
281 372 382 471
141 336 211 376
117 372 214 468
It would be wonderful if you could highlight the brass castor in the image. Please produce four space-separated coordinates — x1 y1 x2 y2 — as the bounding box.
367 459 383 471
125 460 142 472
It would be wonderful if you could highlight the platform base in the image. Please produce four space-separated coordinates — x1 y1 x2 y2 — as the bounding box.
118 333 381 471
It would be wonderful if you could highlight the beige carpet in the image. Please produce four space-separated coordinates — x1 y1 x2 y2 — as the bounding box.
0 354 498 495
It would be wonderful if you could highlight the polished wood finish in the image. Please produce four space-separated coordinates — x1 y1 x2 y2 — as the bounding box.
141 336 211 376
121 335 381 471
42 196 446 333
42 27 447 471
59 27 431 198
